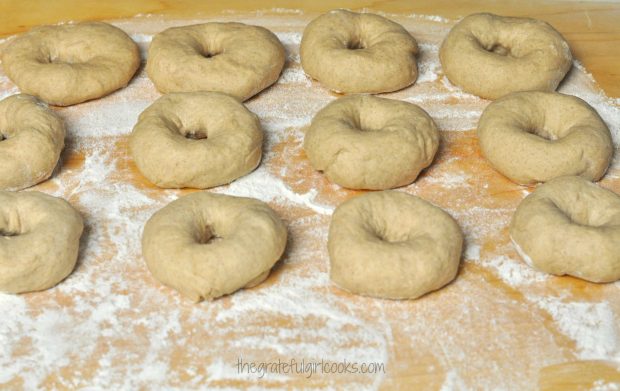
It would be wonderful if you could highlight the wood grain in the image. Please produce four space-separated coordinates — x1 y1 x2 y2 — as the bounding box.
0 3 619 390
1 0 620 97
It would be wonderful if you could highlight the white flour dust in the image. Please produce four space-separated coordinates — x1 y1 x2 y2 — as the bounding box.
0 9 619 390
533 297 620 361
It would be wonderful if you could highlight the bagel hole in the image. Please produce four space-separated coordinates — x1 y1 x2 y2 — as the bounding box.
490 43 511 56
373 227 406 244
551 199 609 228
526 127 558 141
350 115 382 133
346 39 367 50
479 41 513 57
562 208 597 227
42 52 79 65
185 130 208 140
199 48 221 59
358 124 382 132
197 225 221 245
377 233 399 243
0 229 18 237
0 134 5 142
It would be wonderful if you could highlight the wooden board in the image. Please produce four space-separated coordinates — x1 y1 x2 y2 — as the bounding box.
0 4 619 390
2 0 620 99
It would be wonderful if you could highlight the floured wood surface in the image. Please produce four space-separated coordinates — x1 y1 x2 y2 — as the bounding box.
0 11 619 390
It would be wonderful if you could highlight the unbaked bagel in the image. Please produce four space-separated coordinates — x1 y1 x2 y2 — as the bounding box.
0 94 65 191
146 22 285 101
328 190 463 299
477 91 613 184
2 22 140 106
510 176 620 283
142 192 287 301
304 95 439 190
129 92 263 189
300 9 419 93
0 191 83 293
440 13 572 100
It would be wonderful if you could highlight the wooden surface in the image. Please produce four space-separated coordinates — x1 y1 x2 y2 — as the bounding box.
1 0 620 98
0 2 619 390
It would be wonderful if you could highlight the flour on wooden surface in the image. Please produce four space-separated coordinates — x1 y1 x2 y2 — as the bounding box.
532 297 620 361
0 10 619 390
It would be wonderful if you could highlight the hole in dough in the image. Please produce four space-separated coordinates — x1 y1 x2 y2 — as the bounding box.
42 51 80 65
0 229 18 237
346 38 367 50
488 43 511 56
185 129 208 140
349 113 382 133
198 47 221 59
370 224 410 244
476 38 515 57
525 126 559 141
548 198 610 228
197 225 222 244
357 124 382 132
376 231 401 243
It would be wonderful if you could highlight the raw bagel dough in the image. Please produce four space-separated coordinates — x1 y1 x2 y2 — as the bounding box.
0 191 83 293
146 22 285 101
304 95 439 190
130 92 263 189
510 176 620 283
142 192 287 301
439 13 572 100
300 9 418 93
328 191 463 299
477 91 612 184
2 22 140 106
0 94 65 190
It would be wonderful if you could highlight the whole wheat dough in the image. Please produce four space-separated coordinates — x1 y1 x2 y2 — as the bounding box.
0 94 65 191
328 190 463 299
300 9 419 93
510 176 620 283
142 192 287 301
440 13 572 100
129 92 263 189
304 95 439 190
146 22 285 101
0 191 83 293
2 22 140 106
477 91 612 184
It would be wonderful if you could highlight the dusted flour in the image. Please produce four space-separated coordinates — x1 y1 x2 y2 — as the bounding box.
0 10 618 390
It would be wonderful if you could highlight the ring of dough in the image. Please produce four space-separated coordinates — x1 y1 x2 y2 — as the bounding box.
328 190 463 299
130 92 263 189
300 9 419 93
142 192 287 301
477 91 612 184
439 13 572 100
0 94 65 191
510 176 620 283
304 95 439 190
0 191 83 293
146 22 285 101
2 22 140 106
